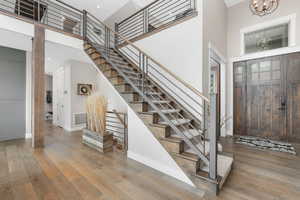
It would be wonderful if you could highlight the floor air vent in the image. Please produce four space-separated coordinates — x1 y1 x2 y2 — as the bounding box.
73 113 87 125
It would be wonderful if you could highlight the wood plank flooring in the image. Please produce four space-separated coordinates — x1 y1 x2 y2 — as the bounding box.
0 123 299 200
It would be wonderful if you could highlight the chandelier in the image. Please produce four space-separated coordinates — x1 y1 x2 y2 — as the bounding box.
250 0 279 16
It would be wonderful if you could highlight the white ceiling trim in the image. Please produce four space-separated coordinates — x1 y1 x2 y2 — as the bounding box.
224 0 246 8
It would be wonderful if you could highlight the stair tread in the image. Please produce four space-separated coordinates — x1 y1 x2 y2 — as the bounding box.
174 152 199 162
146 92 162 96
160 136 182 143
160 118 191 126
149 109 180 114
152 100 170 104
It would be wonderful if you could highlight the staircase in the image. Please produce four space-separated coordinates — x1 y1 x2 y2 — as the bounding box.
84 13 233 195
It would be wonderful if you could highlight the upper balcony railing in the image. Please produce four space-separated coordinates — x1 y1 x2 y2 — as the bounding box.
115 0 197 45
0 0 83 37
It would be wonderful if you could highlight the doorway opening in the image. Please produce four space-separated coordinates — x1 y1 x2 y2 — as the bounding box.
208 44 227 137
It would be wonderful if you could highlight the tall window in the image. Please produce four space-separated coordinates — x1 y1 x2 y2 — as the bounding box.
244 23 289 54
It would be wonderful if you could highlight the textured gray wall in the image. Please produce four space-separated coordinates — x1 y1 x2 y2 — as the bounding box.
0 46 26 141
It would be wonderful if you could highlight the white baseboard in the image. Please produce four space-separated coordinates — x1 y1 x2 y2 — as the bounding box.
127 151 195 187
25 133 32 139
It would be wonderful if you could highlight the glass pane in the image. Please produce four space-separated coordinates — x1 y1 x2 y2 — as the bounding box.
235 66 243 74
250 63 259 72
235 75 242 82
252 73 259 81
260 72 271 81
244 24 289 54
272 60 281 70
272 71 281 80
260 61 271 72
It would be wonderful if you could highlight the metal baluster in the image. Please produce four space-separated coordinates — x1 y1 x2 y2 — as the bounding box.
143 8 149 34
82 10 88 40
18 0 20 16
115 23 119 47
209 92 219 195
37 0 40 21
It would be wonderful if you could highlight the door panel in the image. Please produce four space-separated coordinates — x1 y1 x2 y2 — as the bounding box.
286 52 300 142
233 62 246 135
234 56 286 140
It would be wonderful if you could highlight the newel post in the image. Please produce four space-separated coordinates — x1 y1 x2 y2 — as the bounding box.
208 92 219 194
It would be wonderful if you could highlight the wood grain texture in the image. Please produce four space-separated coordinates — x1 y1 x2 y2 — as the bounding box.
0 123 299 199
32 24 45 148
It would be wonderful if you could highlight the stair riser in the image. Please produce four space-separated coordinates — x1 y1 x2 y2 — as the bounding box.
86 48 96 55
130 103 148 112
104 69 118 77
115 84 132 93
95 59 107 66
149 126 171 138
91 53 101 60
173 156 200 174
84 44 91 50
109 77 125 85
160 140 184 154
121 93 140 102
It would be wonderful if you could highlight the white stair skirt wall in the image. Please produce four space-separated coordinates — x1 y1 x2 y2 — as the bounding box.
127 108 195 187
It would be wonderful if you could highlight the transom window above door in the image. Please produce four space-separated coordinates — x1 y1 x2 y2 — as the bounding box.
244 23 289 54
240 14 296 55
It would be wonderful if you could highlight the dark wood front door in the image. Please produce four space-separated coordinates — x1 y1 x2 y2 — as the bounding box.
286 52 300 142
234 52 300 141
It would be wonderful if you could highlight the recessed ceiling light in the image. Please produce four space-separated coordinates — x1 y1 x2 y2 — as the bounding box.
97 5 100 8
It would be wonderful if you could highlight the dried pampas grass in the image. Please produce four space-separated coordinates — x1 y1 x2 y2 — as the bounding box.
86 93 108 135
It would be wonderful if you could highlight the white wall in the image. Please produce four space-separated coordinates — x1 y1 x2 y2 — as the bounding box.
26 52 32 138
134 0 203 92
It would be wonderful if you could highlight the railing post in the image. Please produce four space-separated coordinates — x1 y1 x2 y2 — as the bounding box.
105 26 110 57
208 93 219 195
82 10 88 40
115 23 119 47
37 0 40 21
143 8 149 33
18 0 20 16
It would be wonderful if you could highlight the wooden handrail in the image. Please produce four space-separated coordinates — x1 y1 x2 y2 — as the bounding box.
87 12 210 103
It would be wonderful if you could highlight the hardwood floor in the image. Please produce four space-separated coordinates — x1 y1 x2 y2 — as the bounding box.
0 123 299 200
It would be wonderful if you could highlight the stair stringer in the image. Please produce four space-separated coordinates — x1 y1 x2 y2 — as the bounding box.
83 48 196 187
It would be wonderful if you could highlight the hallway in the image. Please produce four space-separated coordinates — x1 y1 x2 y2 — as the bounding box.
0 123 299 200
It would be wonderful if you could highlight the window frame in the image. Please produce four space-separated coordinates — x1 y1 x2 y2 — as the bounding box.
240 14 296 55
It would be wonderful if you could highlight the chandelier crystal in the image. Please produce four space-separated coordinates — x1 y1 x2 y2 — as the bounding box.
250 0 279 16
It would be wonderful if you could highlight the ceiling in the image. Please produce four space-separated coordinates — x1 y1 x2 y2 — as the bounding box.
45 41 91 75
62 0 131 21
224 0 246 7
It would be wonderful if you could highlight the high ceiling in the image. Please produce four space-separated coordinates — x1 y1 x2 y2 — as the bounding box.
224 0 246 7
61 0 156 21
62 0 130 21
